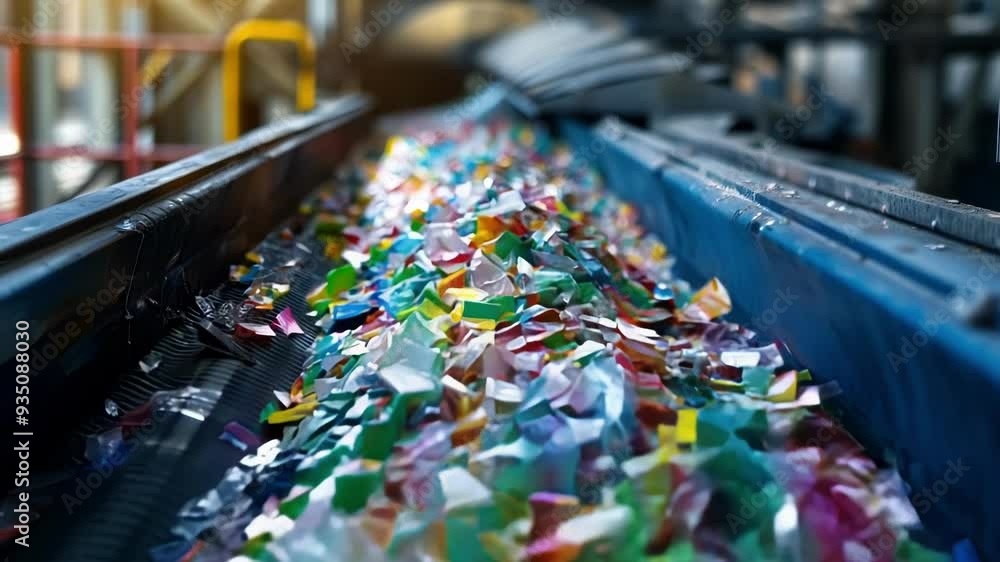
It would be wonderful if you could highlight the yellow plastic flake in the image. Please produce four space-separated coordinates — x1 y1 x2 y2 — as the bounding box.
305 282 329 307
528 217 547 231
450 301 464 323
471 319 497 331
656 424 680 462
267 400 319 424
357 327 383 341
472 215 506 247
384 136 405 157
444 287 488 303
556 199 583 222
676 409 698 444
269 283 291 298
245 251 263 264
437 269 466 296
767 371 798 402
451 408 488 447
326 299 350 314
709 378 744 391
395 306 417 322
416 297 451 320
687 277 732 320
229 265 250 282
324 239 344 260
651 242 668 260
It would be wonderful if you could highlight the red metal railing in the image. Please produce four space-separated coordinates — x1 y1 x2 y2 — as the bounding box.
0 31 227 221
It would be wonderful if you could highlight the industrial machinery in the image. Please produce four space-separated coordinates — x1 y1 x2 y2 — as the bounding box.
1 16 999 562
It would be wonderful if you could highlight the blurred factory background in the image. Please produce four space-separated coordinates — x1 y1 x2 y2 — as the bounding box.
0 0 999 222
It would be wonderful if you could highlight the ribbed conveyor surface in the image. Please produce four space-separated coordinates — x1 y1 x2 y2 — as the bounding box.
21 230 334 562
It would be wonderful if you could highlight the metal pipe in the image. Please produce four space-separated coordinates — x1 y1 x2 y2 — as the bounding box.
27 0 60 210
222 19 317 141
0 30 224 52
81 0 118 192
8 43 26 217
11 144 204 161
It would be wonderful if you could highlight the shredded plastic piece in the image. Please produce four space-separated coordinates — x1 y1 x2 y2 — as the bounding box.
272 308 305 336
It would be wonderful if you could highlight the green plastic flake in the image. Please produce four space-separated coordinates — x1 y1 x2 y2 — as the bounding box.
421 287 450 311
367 245 389 266
542 332 575 351
294 411 342 451
612 481 652 558
535 287 561 307
301 361 326 393
395 305 418 322
492 491 530 526
462 300 504 321
259 401 279 423
485 295 517 315
392 264 424 286
314 216 347 236
326 264 357 296
534 269 577 293
575 281 600 304
494 231 530 261
279 491 311 519
618 278 654 309
339 356 359 378
240 532 275 558
895 538 954 562
356 395 408 460
295 449 345 486
648 541 695 562
445 511 502 562
333 469 383 513
700 441 772 489
741 367 773 396
311 297 334 314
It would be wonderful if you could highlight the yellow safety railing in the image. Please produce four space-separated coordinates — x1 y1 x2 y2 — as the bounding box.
222 19 317 141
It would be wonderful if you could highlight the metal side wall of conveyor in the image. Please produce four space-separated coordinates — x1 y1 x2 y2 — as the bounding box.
558 117 1000 561
0 96 372 562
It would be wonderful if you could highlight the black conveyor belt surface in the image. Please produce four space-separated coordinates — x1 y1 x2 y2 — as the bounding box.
20 228 334 562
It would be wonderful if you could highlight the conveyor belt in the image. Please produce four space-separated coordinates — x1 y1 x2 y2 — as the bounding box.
2 83 998 560
20 231 334 562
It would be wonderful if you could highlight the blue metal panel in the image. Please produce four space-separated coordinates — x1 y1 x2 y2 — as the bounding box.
559 118 1000 561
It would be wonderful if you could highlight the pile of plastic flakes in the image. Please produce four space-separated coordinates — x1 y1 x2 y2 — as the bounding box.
159 119 949 562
